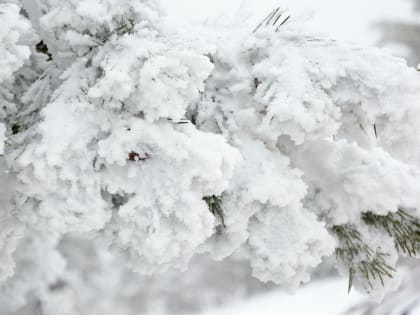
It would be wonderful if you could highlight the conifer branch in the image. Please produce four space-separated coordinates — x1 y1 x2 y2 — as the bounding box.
362 209 420 256
332 225 396 292
203 195 226 233
332 209 420 292
35 40 52 61
93 17 135 45
253 7 291 33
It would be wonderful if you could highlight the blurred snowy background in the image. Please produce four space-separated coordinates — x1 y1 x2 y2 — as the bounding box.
155 1 420 315
163 0 420 64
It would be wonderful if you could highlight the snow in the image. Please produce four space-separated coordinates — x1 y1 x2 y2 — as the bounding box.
0 124 5 154
1 0 420 313
0 3 31 83
200 277 364 315
163 0 417 47
0 3 32 119
194 20 420 290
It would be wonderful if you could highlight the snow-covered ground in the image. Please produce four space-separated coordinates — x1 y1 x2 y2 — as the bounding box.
199 278 364 315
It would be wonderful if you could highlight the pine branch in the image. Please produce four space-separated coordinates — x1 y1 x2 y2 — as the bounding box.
11 123 20 135
203 195 226 233
332 225 396 292
362 209 420 256
253 7 291 33
332 209 420 292
35 40 52 61
94 17 135 45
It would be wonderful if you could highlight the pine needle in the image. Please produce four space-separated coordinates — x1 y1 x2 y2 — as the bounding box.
253 7 291 33
203 195 226 233
332 225 396 293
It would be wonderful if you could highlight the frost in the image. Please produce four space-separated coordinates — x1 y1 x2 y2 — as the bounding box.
0 124 5 155
195 25 420 288
0 3 32 119
248 204 334 288
0 3 31 83
88 38 213 121
1 1 420 310
296 140 420 224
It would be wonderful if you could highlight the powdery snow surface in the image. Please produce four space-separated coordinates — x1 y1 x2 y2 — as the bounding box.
200 278 364 315
1 0 420 314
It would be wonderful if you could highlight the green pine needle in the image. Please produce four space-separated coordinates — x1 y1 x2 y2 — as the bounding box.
362 209 420 256
332 225 396 293
253 7 291 33
203 195 226 233
94 16 135 45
